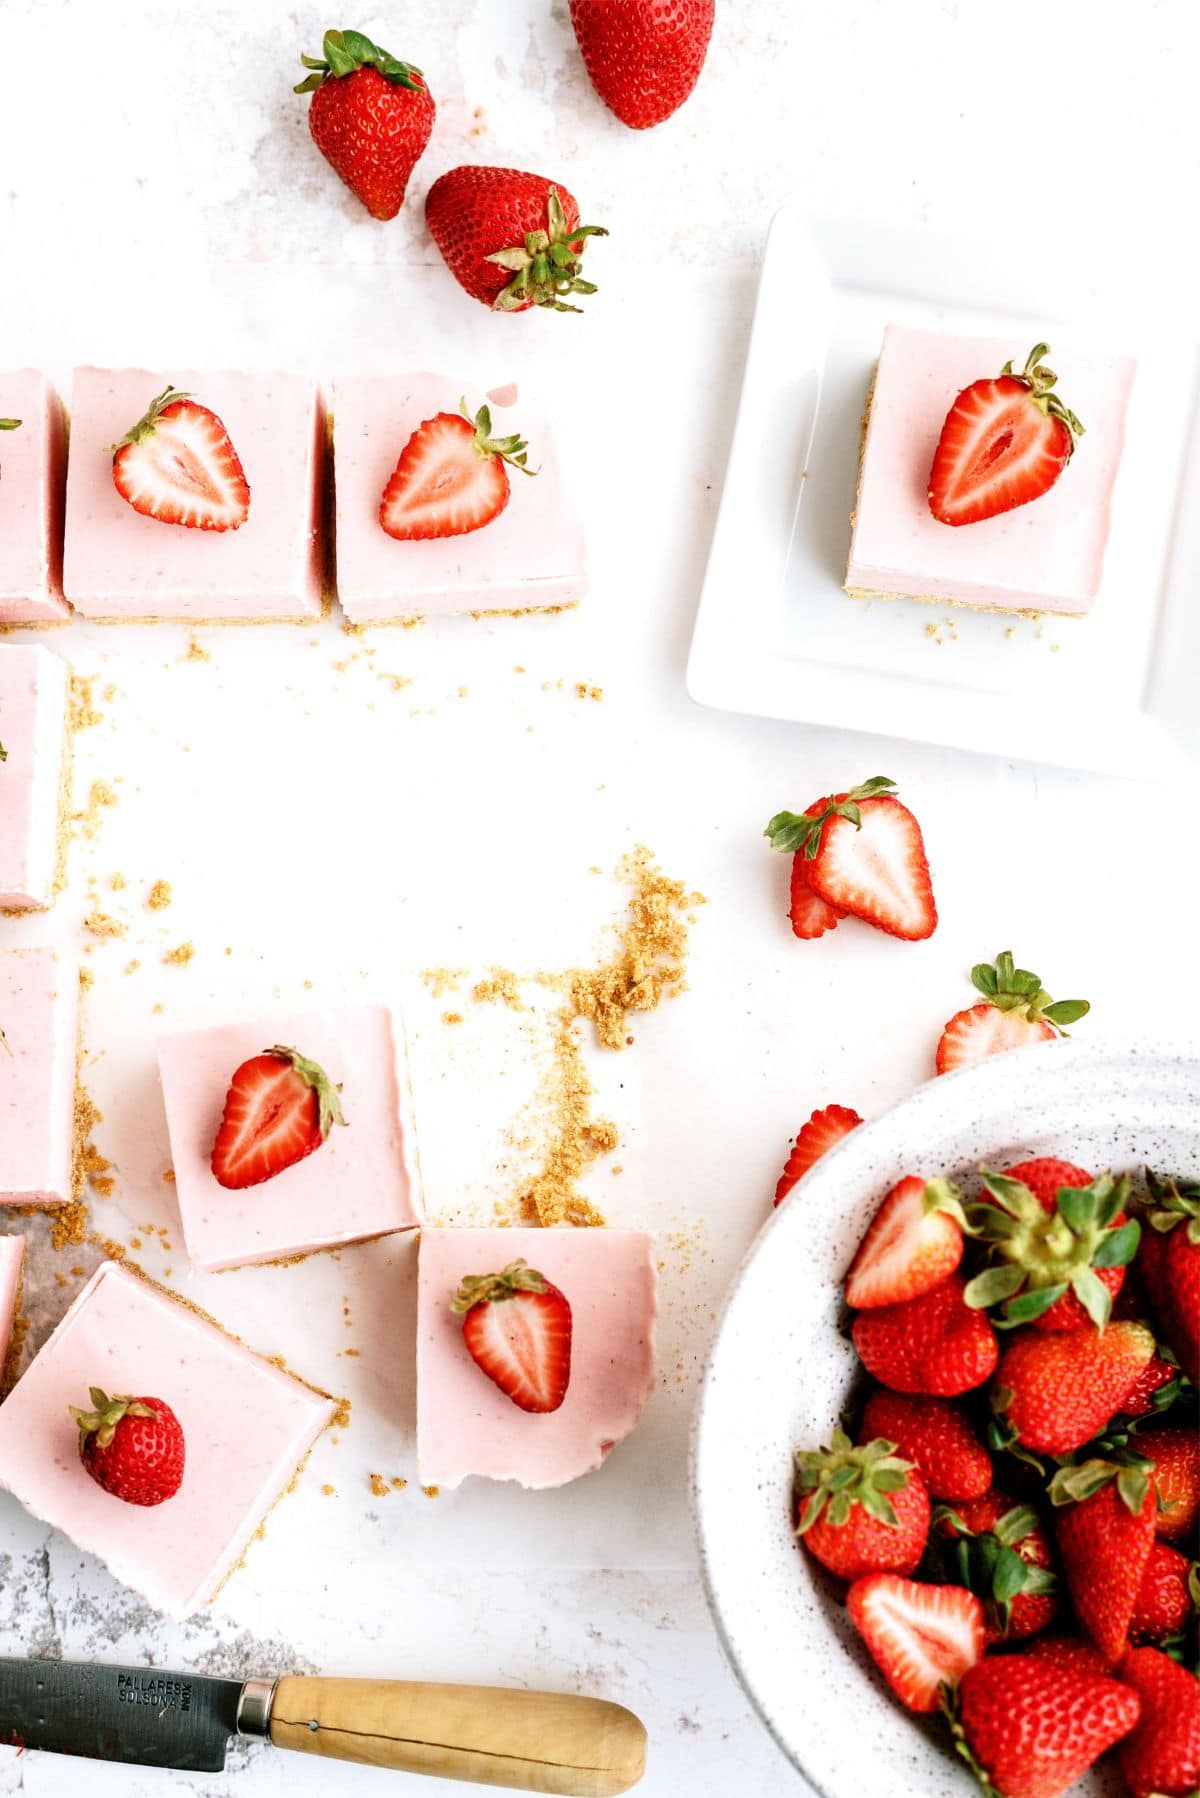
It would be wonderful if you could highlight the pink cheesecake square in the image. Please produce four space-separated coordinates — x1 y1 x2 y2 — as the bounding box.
0 1261 335 1617
0 948 79 1207
331 374 587 623
0 1235 25 1388
0 643 69 910
63 368 326 621
157 1003 422 1273
0 371 68 626
845 325 1136 615
417 1228 657 1490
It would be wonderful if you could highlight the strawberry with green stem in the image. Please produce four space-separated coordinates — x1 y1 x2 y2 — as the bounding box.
936 1493 1058 1645
962 1166 1139 1331
1138 1171 1200 1384
110 387 250 532
379 400 535 541
425 168 607 314
70 1389 185 1507
211 1046 346 1189
1118 1645 1200 1798
946 1656 1139 1798
928 342 1085 528
845 1176 970 1309
991 1320 1155 1457
793 1430 930 1579
765 776 937 942
453 1260 572 1414
296 29 434 221
1048 1455 1158 1663
935 952 1089 1076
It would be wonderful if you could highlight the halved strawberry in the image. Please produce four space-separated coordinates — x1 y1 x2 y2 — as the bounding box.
111 387 250 531
766 778 936 942
774 1105 863 1206
210 1046 346 1189
848 1573 985 1713
928 342 1084 527
379 400 533 541
787 849 845 939
452 1260 572 1413
845 1175 966 1308
935 951 1089 1076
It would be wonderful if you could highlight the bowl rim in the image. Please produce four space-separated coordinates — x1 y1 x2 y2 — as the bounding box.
690 1033 1200 1791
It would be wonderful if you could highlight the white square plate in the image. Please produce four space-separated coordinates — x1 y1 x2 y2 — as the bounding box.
687 209 1200 778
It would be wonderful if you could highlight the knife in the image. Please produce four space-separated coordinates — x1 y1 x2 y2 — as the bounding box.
0 1658 646 1794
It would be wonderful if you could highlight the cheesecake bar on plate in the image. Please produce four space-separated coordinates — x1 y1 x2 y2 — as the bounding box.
0 1235 26 1391
331 374 587 623
157 1003 422 1272
845 325 1136 616
0 371 68 626
0 948 80 1208
0 643 70 911
63 369 326 621
417 1227 657 1490
0 1260 336 1617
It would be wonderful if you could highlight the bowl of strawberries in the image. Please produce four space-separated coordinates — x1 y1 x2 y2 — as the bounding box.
693 1037 1199 1798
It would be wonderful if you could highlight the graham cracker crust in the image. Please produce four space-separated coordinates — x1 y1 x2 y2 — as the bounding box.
1 1267 28 1396
347 600 579 630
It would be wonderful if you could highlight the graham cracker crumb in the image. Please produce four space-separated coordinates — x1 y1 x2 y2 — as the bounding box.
392 1477 407 1490
73 780 118 844
472 967 525 1011
163 942 194 966
68 675 104 732
422 1485 440 1499
185 637 210 662
331 1398 352 1431
380 673 412 692
441 1010 463 1026
109 872 126 891
369 1472 389 1498
78 966 94 990
421 967 466 999
147 880 172 910
322 1483 336 1496
574 683 603 701
84 911 125 939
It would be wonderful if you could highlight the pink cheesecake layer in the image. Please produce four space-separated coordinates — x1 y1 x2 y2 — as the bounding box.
331 374 587 623
0 1261 334 1617
846 325 1136 614
0 643 68 909
63 369 326 620
158 1003 422 1273
0 371 68 625
0 949 78 1206
418 1228 657 1490
0 1236 25 1377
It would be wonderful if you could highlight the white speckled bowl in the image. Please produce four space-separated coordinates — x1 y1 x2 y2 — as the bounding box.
693 1038 1200 1798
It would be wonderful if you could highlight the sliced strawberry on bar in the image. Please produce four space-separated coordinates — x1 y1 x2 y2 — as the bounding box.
766 777 936 942
928 341 1084 527
848 1572 985 1713
211 1046 346 1189
110 387 250 530
845 1175 968 1308
379 400 533 540
452 1259 572 1413
774 1105 863 1206
936 950 1089 1075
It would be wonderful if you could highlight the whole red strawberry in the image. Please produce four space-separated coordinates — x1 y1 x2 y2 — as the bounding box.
1049 1460 1157 1663
859 1391 992 1501
852 1274 999 1398
1129 1540 1195 1644
939 1492 1058 1645
1139 1172 1200 1385
296 29 435 221
928 342 1084 527
569 0 714 129
793 1430 930 1580
1118 1646 1200 1798
1137 1425 1200 1542
1022 1635 1111 1679
425 167 606 313
949 1657 1140 1798
964 1163 1138 1332
992 1320 1155 1455
1119 1353 1184 1418
70 1390 185 1507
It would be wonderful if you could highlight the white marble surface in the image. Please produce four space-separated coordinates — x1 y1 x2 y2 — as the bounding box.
0 0 1197 1792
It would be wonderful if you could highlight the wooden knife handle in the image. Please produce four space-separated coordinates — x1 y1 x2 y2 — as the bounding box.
268 1676 647 1795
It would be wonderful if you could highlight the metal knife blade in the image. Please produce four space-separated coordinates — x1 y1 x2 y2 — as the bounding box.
0 1656 244 1771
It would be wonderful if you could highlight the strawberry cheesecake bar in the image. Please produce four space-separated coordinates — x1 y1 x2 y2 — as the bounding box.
63 369 326 620
0 644 70 911
845 325 1136 615
0 949 80 1208
0 373 67 625
157 1003 421 1272
330 374 587 622
0 1260 335 1617
0 1235 26 1391
417 1228 657 1489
